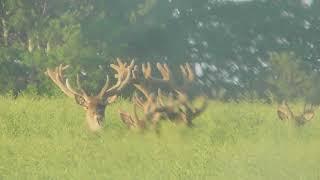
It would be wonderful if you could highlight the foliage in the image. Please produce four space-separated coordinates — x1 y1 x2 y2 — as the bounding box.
0 97 319 179
265 52 314 101
0 0 319 102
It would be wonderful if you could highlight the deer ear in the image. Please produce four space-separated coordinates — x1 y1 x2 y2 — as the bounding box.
106 95 118 104
74 95 87 107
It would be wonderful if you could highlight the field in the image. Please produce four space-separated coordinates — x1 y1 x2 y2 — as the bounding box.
0 96 319 180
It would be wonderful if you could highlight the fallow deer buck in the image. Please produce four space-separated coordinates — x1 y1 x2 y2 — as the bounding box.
46 59 134 132
277 100 316 126
119 62 207 130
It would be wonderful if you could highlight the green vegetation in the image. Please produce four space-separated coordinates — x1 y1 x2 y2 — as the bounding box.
1 0 320 101
1 1 320 179
0 96 319 179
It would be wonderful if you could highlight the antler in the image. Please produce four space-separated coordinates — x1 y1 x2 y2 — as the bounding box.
277 100 294 121
46 64 89 101
277 101 316 126
141 62 197 94
180 63 195 82
98 58 135 101
119 93 162 130
119 104 147 129
46 59 134 103
46 59 135 132
139 62 173 86
175 91 208 125
119 62 207 130
297 103 316 125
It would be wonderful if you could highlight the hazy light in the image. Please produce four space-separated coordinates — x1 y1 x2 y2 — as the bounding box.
301 0 313 7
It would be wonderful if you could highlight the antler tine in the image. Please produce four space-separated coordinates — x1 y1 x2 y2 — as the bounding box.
46 64 86 99
277 100 292 120
132 65 139 80
134 84 151 100
142 62 152 79
98 76 110 98
133 103 141 125
303 103 315 112
157 89 165 106
180 65 187 79
141 62 172 82
104 59 135 97
111 58 126 79
116 57 123 65
65 78 86 97
57 64 66 81
303 103 308 112
76 74 89 97
132 93 144 110
58 65 87 98
145 92 156 113
122 103 146 129
180 63 195 81
116 63 133 90
133 89 162 125
156 63 170 81
186 63 195 81
156 89 175 110
284 101 295 118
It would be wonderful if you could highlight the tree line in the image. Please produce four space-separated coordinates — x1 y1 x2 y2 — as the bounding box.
0 0 319 103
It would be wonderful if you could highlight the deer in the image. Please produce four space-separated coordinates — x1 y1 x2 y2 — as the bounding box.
46 59 134 132
277 100 316 126
119 62 207 130
119 88 181 130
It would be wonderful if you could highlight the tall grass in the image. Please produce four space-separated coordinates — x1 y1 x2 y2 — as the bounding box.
0 96 319 179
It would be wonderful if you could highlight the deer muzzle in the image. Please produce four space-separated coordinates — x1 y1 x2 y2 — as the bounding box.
85 110 105 132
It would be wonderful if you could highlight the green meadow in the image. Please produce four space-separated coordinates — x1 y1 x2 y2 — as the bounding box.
0 96 319 180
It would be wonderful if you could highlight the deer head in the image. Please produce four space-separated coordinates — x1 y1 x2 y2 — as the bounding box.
46 59 134 131
277 100 316 126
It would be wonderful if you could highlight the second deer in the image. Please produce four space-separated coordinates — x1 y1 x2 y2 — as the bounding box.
119 63 207 130
277 100 316 126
